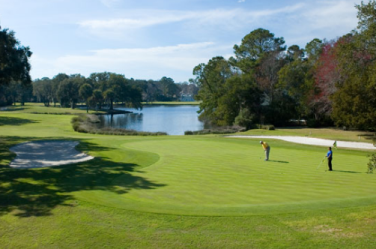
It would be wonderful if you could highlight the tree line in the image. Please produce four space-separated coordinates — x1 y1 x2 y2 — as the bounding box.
32 73 197 111
192 1 376 131
1 70 199 110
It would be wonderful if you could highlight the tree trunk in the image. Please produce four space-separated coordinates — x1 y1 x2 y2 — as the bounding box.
110 99 113 110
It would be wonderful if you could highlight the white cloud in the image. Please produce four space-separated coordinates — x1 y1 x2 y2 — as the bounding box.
30 42 231 81
78 0 358 44
100 0 120 8
278 0 358 46
80 14 194 30
238 0 246 3
78 4 305 35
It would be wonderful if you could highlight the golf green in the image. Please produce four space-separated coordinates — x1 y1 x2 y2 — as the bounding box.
74 137 375 216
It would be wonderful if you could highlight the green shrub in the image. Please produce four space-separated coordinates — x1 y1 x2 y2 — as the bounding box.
185 126 245 135
258 124 275 130
234 109 255 130
367 153 376 173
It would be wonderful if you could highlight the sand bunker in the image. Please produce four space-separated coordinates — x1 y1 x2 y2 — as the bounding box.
9 140 94 169
228 135 376 150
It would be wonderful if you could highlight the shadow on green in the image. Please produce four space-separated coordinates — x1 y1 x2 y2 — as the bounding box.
0 116 38 126
268 160 289 163
358 133 376 142
0 137 165 218
1 107 25 112
332 169 363 174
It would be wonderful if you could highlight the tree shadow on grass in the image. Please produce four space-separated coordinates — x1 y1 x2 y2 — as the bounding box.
268 160 289 164
0 107 25 112
332 169 363 174
0 116 38 126
358 133 376 143
0 137 165 217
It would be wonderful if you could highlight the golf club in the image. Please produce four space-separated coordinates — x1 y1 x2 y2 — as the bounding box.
316 157 326 169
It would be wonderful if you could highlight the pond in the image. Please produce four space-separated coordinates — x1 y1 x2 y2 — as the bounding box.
99 105 207 135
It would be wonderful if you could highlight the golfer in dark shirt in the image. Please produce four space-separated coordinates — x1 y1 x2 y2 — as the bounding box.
326 147 333 171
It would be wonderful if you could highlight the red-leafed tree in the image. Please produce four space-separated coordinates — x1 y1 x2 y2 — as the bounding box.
312 40 341 117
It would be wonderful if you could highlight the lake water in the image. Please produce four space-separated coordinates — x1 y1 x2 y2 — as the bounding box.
99 105 206 135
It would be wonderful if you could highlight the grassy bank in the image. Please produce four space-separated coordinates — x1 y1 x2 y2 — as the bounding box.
2 102 106 115
0 104 376 248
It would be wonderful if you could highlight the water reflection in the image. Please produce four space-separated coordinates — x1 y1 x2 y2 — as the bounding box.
99 105 205 135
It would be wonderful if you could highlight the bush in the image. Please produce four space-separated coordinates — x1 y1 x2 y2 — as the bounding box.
258 124 275 130
234 109 255 130
367 153 376 173
184 126 245 135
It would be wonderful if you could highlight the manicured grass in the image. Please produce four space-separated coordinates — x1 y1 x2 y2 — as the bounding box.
1 103 376 248
76 137 374 216
2 102 105 114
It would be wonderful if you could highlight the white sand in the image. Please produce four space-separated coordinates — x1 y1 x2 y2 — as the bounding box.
9 141 94 169
228 135 376 150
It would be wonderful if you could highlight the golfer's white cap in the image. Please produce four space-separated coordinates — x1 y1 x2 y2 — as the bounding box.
260 141 263 144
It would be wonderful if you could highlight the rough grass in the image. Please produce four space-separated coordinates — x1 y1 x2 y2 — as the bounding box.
1 103 376 248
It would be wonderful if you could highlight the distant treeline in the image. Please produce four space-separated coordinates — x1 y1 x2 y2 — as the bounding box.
192 1 376 131
0 72 199 110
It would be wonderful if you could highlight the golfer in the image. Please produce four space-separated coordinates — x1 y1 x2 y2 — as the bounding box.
326 147 333 171
260 141 270 161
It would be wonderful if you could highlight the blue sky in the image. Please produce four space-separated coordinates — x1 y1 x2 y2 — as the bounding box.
0 0 362 82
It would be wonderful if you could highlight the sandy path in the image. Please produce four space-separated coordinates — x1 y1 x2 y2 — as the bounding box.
9 141 94 169
228 135 376 150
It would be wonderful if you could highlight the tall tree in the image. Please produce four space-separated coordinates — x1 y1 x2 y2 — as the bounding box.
231 28 286 74
193 56 233 124
33 77 55 106
160 76 180 100
313 40 341 117
91 89 104 110
231 28 287 126
305 38 323 63
0 26 32 86
79 83 93 113
277 48 313 122
57 75 85 109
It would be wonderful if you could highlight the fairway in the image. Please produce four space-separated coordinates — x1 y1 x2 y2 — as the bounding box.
74 137 374 215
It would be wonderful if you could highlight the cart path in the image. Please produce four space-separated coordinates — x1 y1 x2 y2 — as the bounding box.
227 135 376 150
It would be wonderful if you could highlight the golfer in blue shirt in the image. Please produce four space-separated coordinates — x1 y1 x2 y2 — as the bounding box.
326 147 333 171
